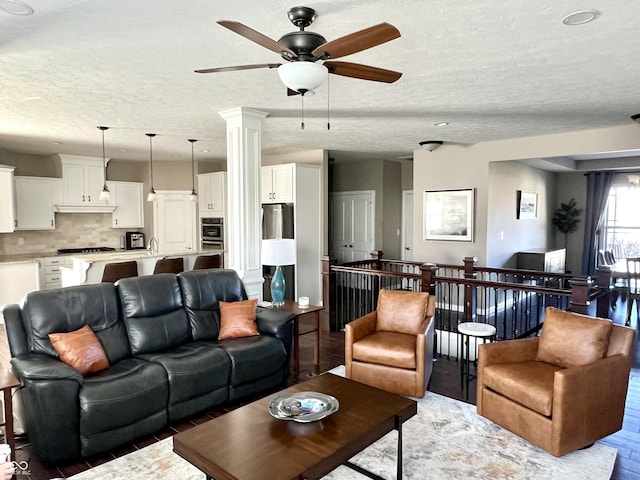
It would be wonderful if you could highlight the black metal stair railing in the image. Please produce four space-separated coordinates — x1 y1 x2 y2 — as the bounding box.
323 253 594 357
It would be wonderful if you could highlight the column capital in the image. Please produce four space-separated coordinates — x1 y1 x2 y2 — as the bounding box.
218 107 269 122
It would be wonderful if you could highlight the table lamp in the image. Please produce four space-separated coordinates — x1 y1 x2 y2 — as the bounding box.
261 238 296 307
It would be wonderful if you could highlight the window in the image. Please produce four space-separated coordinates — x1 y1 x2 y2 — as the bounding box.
602 185 640 258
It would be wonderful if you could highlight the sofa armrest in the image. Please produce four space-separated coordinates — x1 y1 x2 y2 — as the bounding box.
476 337 539 413
10 353 83 463
256 307 295 337
344 311 377 378
255 307 295 372
345 311 377 342
553 354 631 449
2 304 29 357
478 337 539 367
11 353 83 384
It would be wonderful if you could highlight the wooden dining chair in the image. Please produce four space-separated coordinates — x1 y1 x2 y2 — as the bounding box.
101 261 138 283
626 257 640 326
153 257 184 274
193 254 222 270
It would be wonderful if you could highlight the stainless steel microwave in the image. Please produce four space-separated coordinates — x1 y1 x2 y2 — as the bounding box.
202 218 224 250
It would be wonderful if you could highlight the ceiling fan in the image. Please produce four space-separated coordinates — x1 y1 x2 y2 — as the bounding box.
195 6 402 95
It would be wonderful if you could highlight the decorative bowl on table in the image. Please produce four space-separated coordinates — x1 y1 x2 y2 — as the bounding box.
268 391 339 423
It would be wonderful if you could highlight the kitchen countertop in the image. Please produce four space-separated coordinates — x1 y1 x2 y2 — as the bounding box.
0 250 224 266
66 249 224 263
0 252 61 265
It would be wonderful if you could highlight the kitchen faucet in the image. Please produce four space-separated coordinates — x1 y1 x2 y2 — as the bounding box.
147 237 159 255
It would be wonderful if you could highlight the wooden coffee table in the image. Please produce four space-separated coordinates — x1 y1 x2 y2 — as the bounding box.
173 373 417 480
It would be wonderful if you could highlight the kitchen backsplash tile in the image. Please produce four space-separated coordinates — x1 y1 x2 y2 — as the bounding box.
0 213 126 256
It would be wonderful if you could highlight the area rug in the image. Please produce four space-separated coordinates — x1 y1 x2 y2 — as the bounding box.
68 367 616 480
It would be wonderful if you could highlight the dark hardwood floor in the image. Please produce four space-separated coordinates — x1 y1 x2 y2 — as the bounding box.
1 306 639 479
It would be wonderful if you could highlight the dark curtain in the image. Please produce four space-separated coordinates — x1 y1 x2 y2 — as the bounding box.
581 171 615 275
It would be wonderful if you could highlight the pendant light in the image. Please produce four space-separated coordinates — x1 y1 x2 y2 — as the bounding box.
188 139 198 202
97 126 110 201
146 133 157 202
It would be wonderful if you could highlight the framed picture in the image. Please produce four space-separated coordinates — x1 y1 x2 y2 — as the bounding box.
517 191 538 220
423 188 475 242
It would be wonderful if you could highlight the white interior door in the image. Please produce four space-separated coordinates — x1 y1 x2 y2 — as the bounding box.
153 191 196 253
402 190 414 261
330 191 374 263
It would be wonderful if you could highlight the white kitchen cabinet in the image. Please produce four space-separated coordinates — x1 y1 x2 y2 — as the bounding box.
38 256 69 290
54 155 115 213
0 165 16 233
0 261 40 308
57 155 107 204
106 181 144 228
153 191 197 253
14 176 62 230
197 172 226 218
261 164 294 203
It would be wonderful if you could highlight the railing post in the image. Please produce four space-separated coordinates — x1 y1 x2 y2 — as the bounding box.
321 255 338 331
370 250 383 304
463 256 478 322
420 263 437 295
594 266 613 318
569 276 593 315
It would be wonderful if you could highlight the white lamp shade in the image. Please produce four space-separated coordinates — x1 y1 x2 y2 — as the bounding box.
261 238 296 266
277 61 327 93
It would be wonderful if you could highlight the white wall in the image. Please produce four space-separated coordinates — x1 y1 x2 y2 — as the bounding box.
486 162 556 268
413 123 640 268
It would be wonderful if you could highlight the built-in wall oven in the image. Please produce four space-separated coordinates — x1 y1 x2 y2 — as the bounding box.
201 217 224 250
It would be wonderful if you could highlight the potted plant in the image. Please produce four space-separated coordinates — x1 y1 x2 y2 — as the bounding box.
552 198 582 248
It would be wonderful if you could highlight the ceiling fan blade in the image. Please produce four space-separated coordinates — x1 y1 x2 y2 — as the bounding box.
195 63 281 74
312 22 400 60
325 61 402 83
287 88 301 96
217 20 297 58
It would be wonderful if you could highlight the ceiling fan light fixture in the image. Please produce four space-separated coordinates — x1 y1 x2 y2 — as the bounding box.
419 140 443 152
278 61 327 94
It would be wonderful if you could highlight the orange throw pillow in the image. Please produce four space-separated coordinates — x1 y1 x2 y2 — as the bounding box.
218 299 260 340
49 325 110 375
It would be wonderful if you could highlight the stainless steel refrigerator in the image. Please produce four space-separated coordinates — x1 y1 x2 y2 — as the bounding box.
262 203 295 301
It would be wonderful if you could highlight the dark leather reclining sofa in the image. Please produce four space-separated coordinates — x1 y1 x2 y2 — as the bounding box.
3 269 295 463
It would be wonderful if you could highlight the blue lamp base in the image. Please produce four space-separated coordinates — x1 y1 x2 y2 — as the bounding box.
271 265 286 307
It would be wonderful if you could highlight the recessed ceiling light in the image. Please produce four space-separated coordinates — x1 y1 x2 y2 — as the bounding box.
433 122 449 127
52 141 62 145
561 10 601 26
0 0 34 15
202 149 210 153
172 155 182 159
119 149 128 152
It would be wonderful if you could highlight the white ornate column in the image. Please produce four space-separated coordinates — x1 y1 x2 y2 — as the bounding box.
218 107 268 299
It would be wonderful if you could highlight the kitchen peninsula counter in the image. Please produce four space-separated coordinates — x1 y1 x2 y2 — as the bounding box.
61 249 225 286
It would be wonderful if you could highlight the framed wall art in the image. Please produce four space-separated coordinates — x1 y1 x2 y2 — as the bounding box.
423 188 475 242
517 191 538 220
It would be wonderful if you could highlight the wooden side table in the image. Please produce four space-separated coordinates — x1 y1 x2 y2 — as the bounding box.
0 369 20 457
277 300 324 373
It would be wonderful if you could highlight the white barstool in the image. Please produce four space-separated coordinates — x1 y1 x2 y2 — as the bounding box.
458 322 497 400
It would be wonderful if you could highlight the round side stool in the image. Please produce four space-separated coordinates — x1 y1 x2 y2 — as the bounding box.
458 322 496 400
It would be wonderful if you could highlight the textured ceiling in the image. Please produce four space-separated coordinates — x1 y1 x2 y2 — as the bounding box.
1 0 639 163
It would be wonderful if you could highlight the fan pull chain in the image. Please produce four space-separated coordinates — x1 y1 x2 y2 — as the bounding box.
327 73 331 130
301 93 305 130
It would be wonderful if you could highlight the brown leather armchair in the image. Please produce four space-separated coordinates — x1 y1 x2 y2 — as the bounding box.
345 289 436 398
477 307 635 457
